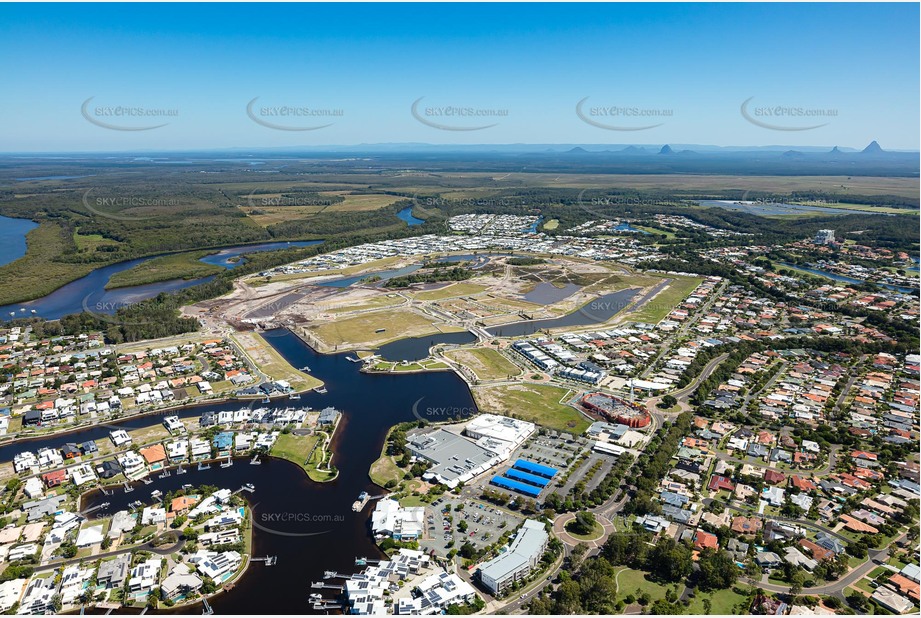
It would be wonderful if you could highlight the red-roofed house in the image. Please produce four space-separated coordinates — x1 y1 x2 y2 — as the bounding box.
708 475 736 492
764 470 786 485
790 475 817 492
42 469 67 488
694 530 719 551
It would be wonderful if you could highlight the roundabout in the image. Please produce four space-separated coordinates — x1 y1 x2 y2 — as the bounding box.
554 511 614 548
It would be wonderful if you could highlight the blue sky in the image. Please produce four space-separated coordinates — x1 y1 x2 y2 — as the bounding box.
1 3 918 151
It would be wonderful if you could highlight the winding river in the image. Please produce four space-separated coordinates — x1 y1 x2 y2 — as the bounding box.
0 241 322 321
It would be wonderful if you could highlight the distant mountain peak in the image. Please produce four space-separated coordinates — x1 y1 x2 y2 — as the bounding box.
862 140 883 154
620 145 648 154
567 146 588 154
658 144 674 155
781 150 803 158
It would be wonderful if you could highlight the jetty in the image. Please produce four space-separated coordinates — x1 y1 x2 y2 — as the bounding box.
198 462 211 471
82 502 109 515
250 555 277 566
311 582 343 591
220 457 233 468
313 386 328 394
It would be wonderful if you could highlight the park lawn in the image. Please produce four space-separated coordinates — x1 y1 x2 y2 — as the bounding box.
542 219 560 231
471 383 587 433
270 433 319 471
445 347 521 381
626 275 704 324
309 309 460 348
369 454 403 487
685 586 749 615
422 361 450 370
398 495 428 508
413 282 488 301
612 568 669 603
392 362 425 372
105 250 224 289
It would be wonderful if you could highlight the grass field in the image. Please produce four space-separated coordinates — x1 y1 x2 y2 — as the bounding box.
270 433 321 474
74 230 122 252
792 201 918 214
542 218 560 230
238 204 328 226
323 294 405 314
445 347 521 381
309 310 461 348
684 586 750 614
625 275 704 324
472 383 588 433
322 192 402 212
612 568 670 603
633 224 676 239
105 251 224 289
369 454 403 487
413 282 488 301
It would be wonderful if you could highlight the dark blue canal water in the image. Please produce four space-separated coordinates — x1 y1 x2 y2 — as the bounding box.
62 328 477 614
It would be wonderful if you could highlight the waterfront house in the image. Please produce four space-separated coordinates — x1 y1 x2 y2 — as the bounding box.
161 563 203 602
97 554 130 589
